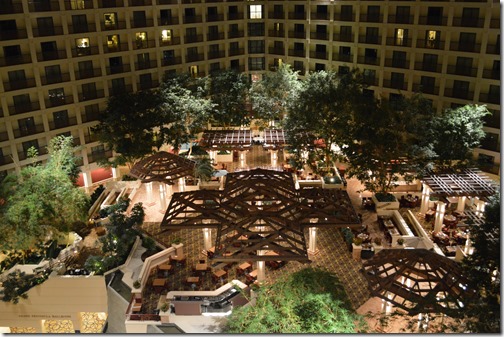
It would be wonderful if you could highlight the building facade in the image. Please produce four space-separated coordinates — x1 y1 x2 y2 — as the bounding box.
0 0 500 186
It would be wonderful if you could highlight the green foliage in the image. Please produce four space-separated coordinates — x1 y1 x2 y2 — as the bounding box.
84 255 107 274
89 184 106 207
341 227 354 246
142 236 156 252
121 175 138 181
47 135 82 183
194 157 214 182
0 269 50 304
223 268 366 333
374 193 397 202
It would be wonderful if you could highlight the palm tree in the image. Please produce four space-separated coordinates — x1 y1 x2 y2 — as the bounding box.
193 157 214 183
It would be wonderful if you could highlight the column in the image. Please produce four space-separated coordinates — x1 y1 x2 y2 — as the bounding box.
239 151 246 168
474 198 486 216
178 177 185 192
159 183 167 211
433 201 446 233
202 228 212 251
456 196 467 212
307 225 319 256
209 150 216 164
82 171 92 190
111 167 120 180
270 150 278 167
256 250 266 283
419 183 430 214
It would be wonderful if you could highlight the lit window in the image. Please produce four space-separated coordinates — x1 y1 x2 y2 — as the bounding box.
249 5 262 19
104 13 116 28
107 35 119 49
75 37 90 55
135 32 147 48
395 28 405 46
189 65 198 77
161 29 172 42
70 0 85 9
426 30 439 48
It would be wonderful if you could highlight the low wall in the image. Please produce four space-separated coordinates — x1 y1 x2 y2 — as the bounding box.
137 245 180 290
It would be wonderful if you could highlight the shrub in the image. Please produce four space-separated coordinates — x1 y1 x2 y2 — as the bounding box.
397 238 404 245
353 237 363 246
374 193 397 202
133 280 141 289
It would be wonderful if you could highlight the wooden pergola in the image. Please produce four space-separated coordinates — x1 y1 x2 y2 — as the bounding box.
200 130 252 150
363 249 474 317
263 129 286 149
129 151 196 185
423 168 497 199
160 168 361 263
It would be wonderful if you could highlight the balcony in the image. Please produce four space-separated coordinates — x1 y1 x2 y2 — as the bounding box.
449 42 481 53
444 88 474 100
138 79 159 90
131 19 154 28
358 35 381 45
207 32 224 41
109 84 133 96
158 17 179 25
106 64 131 75
129 0 152 6
446 65 477 77
359 14 383 23
268 12 284 19
268 30 285 38
310 32 329 41
482 69 500 80
386 37 412 47
486 44 500 55
268 47 285 56
483 110 500 129
310 51 328 60
0 2 23 14
387 15 413 24
228 31 244 39
183 15 203 24
3 78 36 91
479 93 500 105
28 0 60 12
227 13 244 21
32 26 64 37
78 89 105 102
206 14 224 22
0 54 32 67
161 56 182 66
333 53 352 62
75 68 102 80
452 17 484 28
333 13 355 22
186 53 204 62
208 50 225 59
101 21 127 31
182 0 201 3
288 49 305 58
357 56 380 66
479 137 500 152
88 150 113 163
81 109 100 123
84 133 98 144
135 60 158 70
333 33 353 43
412 83 439 95
98 0 124 7
49 116 78 130
8 101 41 116
0 29 28 41
228 48 244 57
40 72 71 85
64 0 93 9
288 12 306 20
36 50 67 62
14 124 45 138
414 62 442 73
311 12 329 20
288 31 306 39
0 132 8 142
45 95 74 108
71 46 100 57
383 79 407 91
0 155 14 166
157 0 177 4
133 40 156 50
415 39 444 50
384 58 409 69
418 16 448 26
68 23 96 34
185 34 203 44
490 19 500 29
362 77 378 86
18 147 48 161
104 43 129 54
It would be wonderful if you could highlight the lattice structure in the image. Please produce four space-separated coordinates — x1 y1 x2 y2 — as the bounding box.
200 129 252 149
263 129 286 149
161 168 361 263
423 168 497 199
129 151 196 184
363 249 473 317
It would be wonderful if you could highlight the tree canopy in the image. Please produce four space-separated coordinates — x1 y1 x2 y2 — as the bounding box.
223 268 367 333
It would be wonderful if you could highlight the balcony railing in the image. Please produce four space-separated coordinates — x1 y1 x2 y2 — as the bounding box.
14 124 45 138
479 138 500 152
64 0 94 9
450 42 481 53
206 14 224 22
310 12 329 20
418 16 448 26
41 72 71 85
106 64 132 75
157 0 177 4
8 101 41 116
0 2 23 14
362 77 378 86
3 78 36 91
333 33 353 43
160 37 181 46
0 155 14 166
131 19 154 28
387 15 414 24
357 56 380 66
183 15 203 24
228 31 244 39
45 95 74 108
98 0 124 7
359 14 383 23
18 147 48 161
268 12 284 19
288 12 306 20
158 17 179 25
101 21 127 31
133 40 156 50
452 17 484 28
75 68 102 80
386 37 412 47
479 93 500 105
490 19 500 29
358 35 381 45
0 29 28 41
228 48 244 56
68 23 96 34
103 43 129 54
81 110 100 123
109 84 133 96
333 53 352 62
49 116 78 130
268 30 285 38
0 54 32 67
486 44 500 55
129 0 152 6
384 58 409 69
71 46 100 57
227 13 244 21
28 0 60 12
207 32 224 41
161 56 182 66
446 65 478 77
310 51 328 60
412 83 439 95
84 133 99 143
135 60 158 70
333 13 355 21
414 62 442 73
444 88 474 100
78 89 105 102
383 79 407 91
32 26 64 37
415 39 444 50
186 53 204 62
288 49 305 58
0 132 8 142
310 32 329 41
288 31 306 39
37 50 67 62
268 47 285 55
88 150 113 163
185 34 204 44
138 79 159 90
482 69 500 80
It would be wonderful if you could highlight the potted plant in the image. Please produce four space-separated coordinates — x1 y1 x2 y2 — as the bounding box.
353 237 363 246
397 238 404 246
133 279 141 289
171 238 182 245
160 303 169 313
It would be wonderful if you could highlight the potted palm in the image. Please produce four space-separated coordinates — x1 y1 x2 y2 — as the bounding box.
194 157 219 190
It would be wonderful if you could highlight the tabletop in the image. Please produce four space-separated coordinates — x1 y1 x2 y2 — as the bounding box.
213 269 226 278
196 263 207 271
238 262 251 270
187 276 199 283
153 278 166 287
158 263 172 271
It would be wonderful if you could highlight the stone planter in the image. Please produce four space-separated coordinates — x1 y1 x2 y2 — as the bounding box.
372 243 384 254
352 243 362 261
159 312 170 323
171 243 184 256
372 193 400 215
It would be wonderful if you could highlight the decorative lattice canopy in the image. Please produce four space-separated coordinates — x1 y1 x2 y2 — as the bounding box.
200 130 252 150
161 168 360 263
263 129 286 149
423 168 497 199
129 151 196 184
363 249 474 317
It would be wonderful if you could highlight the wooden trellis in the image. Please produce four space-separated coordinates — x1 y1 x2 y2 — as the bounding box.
200 129 253 149
129 151 196 184
423 168 497 199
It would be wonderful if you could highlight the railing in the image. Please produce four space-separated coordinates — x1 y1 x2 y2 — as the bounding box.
129 0 152 6
384 58 409 69
357 56 380 66
0 54 32 67
268 12 284 19
333 53 352 62
71 46 100 57
135 60 158 70
64 0 94 9
185 34 204 44
207 50 225 59
228 31 244 39
268 47 284 55
133 40 156 50
98 0 124 7
131 19 154 28
412 83 439 95
311 12 329 20
444 88 474 100
84 133 99 143
0 132 9 142
310 32 329 40
452 17 484 28
288 49 305 58
40 73 71 85
479 93 500 105
228 48 244 56
415 39 444 50
446 65 477 77
418 16 448 26
78 89 105 102
0 155 14 165
207 32 224 41
88 150 113 163
14 124 45 138
0 29 28 41
81 110 101 123
18 147 48 160
385 37 412 47
49 117 78 130
32 26 64 37
109 84 133 96
183 15 203 24
161 56 182 66
288 31 306 39
3 78 36 91
227 13 244 21
103 43 129 53
333 13 355 21
158 17 179 25
37 50 67 62
486 44 500 55
68 23 97 34
160 36 181 46
333 33 353 42
383 80 407 91
0 2 23 14
28 0 60 12
157 0 177 4
101 21 127 31
288 12 306 20
106 64 132 75
387 15 413 24
45 95 74 108
449 42 481 53
359 14 383 23
75 68 102 80
358 35 381 45
309 51 328 60
414 62 442 73
268 30 285 38
206 14 224 22
138 79 159 90
186 53 204 62
482 69 500 80
8 101 41 116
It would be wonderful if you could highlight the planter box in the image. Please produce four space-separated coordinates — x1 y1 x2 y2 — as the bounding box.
372 193 400 215
216 152 232 162
199 180 220 190
352 243 362 261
